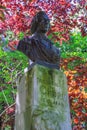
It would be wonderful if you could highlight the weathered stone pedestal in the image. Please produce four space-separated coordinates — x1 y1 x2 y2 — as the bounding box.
15 65 72 130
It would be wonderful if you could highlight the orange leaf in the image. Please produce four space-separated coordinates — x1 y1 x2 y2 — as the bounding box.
73 117 79 124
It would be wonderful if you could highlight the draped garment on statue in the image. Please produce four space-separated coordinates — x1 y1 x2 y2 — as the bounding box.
17 35 60 69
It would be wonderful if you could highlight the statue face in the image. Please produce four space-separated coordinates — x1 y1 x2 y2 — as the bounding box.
37 15 50 33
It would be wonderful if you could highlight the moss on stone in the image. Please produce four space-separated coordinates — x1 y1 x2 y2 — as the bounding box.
15 65 70 130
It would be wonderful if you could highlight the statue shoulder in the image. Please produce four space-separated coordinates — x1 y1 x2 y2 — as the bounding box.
17 36 33 52
20 36 33 44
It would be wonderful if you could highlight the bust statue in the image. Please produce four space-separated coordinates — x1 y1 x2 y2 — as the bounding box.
17 11 60 69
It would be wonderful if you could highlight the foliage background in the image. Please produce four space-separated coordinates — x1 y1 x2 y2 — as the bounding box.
0 31 87 130
0 0 87 129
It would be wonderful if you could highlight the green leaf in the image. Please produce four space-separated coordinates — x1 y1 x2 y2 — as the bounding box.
84 88 87 93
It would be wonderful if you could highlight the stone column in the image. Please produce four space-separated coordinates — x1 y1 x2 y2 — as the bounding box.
15 65 72 130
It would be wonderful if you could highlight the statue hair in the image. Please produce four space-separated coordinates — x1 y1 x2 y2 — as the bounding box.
30 11 50 34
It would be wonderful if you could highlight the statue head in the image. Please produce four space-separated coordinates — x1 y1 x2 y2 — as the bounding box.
30 11 50 34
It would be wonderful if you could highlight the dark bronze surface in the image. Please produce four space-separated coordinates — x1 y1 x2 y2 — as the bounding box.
17 11 60 69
